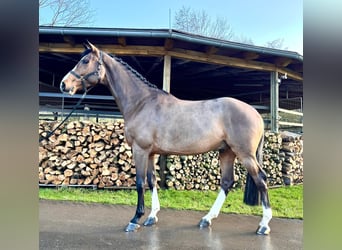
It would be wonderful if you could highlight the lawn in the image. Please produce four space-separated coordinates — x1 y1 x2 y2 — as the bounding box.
39 184 303 219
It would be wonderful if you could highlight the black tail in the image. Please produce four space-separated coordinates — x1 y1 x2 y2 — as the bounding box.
243 133 267 206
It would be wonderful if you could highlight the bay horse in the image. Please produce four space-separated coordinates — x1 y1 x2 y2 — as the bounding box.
60 41 272 235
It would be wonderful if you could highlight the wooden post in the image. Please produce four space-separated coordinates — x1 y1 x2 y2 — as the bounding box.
270 71 279 132
159 54 172 189
159 155 167 189
163 55 171 93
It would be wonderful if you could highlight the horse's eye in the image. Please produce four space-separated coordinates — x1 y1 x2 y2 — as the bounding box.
82 58 89 64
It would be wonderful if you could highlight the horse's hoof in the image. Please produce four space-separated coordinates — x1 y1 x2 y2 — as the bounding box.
125 222 140 232
143 216 158 226
198 218 211 228
256 225 271 235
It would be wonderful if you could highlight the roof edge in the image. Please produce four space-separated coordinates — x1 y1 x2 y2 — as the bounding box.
39 26 303 61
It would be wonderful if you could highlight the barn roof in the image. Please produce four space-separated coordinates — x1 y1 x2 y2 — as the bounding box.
39 26 303 116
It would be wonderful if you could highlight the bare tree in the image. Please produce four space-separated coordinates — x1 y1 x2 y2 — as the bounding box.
39 0 50 7
39 0 94 26
173 6 289 50
233 34 255 45
173 6 234 40
264 38 288 50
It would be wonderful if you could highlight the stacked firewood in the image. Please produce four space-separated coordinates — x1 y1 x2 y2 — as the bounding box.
231 132 284 189
261 131 284 186
280 131 303 185
39 120 138 188
163 131 298 190
39 120 303 189
165 153 221 191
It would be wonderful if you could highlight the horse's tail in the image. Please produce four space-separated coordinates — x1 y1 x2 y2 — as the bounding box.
243 131 267 206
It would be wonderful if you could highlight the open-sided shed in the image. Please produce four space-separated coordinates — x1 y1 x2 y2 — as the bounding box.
39 26 303 132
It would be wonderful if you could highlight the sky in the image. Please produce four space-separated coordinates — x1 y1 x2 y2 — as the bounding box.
40 0 303 55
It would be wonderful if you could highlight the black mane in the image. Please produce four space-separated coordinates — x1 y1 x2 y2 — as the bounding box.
110 54 169 95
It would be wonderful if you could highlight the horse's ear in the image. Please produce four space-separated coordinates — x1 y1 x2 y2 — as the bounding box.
83 40 91 50
84 40 99 53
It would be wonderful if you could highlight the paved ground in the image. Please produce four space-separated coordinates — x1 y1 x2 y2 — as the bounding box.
39 200 303 250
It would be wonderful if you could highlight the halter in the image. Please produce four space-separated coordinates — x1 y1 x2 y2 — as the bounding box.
39 51 103 143
69 51 104 92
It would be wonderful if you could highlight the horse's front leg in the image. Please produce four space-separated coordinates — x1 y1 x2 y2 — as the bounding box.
125 146 149 232
143 154 160 226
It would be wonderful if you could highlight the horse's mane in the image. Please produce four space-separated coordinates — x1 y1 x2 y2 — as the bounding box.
110 54 168 95
81 48 168 94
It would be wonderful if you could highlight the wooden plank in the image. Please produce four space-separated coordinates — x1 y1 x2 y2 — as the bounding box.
163 55 171 93
159 155 167 189
168 48 277 72
205 46 218 55
164 38 174 50
270 71 279 132
39 43 165 56
241 51 259 60
278 108 303 116
117 37 126 46
39 43 303 81
274 57 292 67
279 121 303 127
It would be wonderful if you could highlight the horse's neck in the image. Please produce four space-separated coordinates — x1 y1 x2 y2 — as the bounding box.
103 55 151 119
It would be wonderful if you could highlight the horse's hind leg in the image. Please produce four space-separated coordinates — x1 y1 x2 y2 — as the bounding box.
143 154 160 227
199 148 236 228
241 155 272 235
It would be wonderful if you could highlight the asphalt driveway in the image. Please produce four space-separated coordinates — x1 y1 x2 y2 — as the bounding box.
39 200 302 250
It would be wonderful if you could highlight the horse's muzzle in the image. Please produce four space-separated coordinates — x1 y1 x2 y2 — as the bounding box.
59 82 67 93
60 82 66 93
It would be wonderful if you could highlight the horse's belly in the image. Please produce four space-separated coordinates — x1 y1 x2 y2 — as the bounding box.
153 129 225 155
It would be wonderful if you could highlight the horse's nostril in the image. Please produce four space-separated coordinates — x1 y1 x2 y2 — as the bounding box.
60 82 66 92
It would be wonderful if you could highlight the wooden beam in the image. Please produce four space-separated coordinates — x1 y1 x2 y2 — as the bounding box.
117 37 126 47
270 71 279 132
241 51 259 60
39 43 165 56
279 121 303 127
274 57 292 67
168 48 277 72
278 108 303 116
163 55 171 93
205 46 218 55
39 43 303 81
164 38 174 50
63 36 75 47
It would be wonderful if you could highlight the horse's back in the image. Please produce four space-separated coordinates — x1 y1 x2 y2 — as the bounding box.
160 96 262 152
153 95 263 133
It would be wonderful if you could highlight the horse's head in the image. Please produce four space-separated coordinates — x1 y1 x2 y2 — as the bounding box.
60 41 105 95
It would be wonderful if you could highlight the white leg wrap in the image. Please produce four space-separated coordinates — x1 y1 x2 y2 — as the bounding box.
259 204 272 227
203 189 226 221
148 187 160 218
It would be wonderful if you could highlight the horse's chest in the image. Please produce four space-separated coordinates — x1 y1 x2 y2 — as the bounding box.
124 121 155 147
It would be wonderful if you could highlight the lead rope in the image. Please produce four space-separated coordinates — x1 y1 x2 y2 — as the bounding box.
39 89 90 143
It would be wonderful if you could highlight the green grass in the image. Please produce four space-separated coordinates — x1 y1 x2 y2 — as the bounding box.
39 185 303 219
